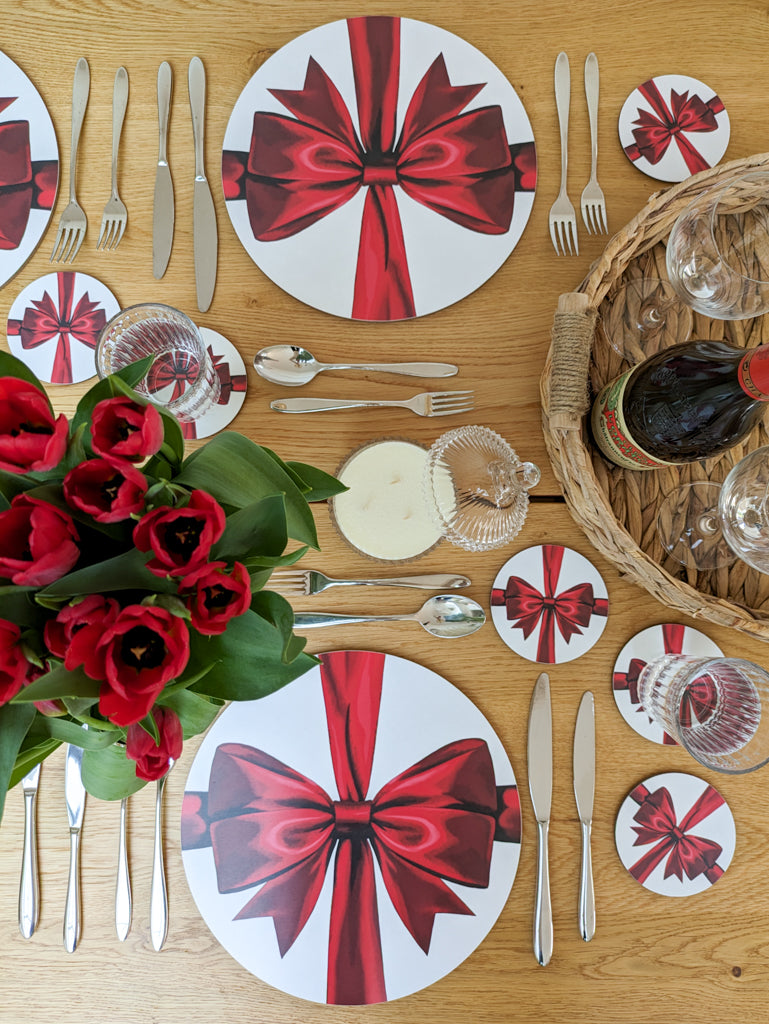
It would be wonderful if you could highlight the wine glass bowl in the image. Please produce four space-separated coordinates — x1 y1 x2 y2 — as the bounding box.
600 277 693 361
719 445 769 573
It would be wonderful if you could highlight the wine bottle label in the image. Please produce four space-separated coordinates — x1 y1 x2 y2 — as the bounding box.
591 372 676 471
738 347 769 400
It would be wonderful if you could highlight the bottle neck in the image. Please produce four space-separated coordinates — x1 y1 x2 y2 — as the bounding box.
739 346 769 401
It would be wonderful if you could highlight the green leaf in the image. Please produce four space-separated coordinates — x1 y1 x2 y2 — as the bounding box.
157 688 223 739
0 350 47 393
212 494 288 562
189 607 316 701
0 467 34 504
38 547 178 599
0 586 48 627
8 738 60 791
0 703 36 825
36 717 119 748
249 590 302 662
81 743 147 801
13 663 101 703
285 460 347 501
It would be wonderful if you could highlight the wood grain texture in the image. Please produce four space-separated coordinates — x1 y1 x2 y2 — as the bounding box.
1 0 769 1021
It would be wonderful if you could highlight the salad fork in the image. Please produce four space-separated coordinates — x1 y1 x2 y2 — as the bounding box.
51 57 90 262
270 390 474 417
580 53 608 235
270 568 471 596
549 51 578 255
97 67 129 250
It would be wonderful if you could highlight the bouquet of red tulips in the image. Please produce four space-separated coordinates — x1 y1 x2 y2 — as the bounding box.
0 351 343 822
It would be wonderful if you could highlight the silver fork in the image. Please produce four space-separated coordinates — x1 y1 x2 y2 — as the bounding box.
270 569 471 596
97 67 129 250
50 57 90 262
270 390 474 417
580 53 608 235
549 51 578 256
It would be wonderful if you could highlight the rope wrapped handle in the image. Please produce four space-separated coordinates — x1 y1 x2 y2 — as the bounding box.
548 292 597 431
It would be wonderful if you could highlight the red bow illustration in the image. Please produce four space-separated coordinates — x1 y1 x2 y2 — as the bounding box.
623 79 724 175
182 650 520 1005
491 544 608 662
7 272 106 384
629 782 725 885
222 16 532 321
176 348 247 441
0 106 57 250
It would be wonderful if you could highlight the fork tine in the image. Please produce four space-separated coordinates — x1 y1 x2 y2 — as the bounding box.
66 229 84 263
549 219 561 255
113 219 126 249
598 203 608 234
569 221 579 256
96 219 108 250
57 227 74 263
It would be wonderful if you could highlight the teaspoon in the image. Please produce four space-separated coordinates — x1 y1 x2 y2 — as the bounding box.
150 759 174 951
292 594 485 638
253 345 458 387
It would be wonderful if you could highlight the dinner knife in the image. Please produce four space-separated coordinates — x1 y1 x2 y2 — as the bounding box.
528 671 553 966
63 743 86 953
18 764 41 939
188 56 217 311
573 691 596 942
153 61 174 278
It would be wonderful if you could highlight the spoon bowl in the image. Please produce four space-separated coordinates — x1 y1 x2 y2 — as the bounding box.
253 344 458 386
292 593 486 638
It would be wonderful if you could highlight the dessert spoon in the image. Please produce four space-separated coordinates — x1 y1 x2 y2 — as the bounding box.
292 594 485 638
253 345 458 386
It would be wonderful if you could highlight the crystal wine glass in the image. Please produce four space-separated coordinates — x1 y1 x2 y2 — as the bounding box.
600 277 693 361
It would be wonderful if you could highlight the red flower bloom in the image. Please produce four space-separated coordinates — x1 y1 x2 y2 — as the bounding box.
90 395 164 463
44 594 121 659
0 494 79 586
0 377 68 474
126 706 183 781
180 560 251 635
66 604 189 727
0 618 30 704
63 457 148 523
133 490 226 579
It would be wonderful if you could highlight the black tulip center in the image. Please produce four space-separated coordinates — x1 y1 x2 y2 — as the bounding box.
121 626 166 670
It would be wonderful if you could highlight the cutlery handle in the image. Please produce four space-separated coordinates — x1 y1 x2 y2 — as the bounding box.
69 57 90 202
64 828 82 953
534 820 553 966
19 790 39 939
584 52 599 176
188 56 206 178
150 777 169 951
157 61 172 162
294 611 412 628
271 397 403 413
115 797 131 942
329 573 470 590
111 67 128 192
329 361 458 378
578 820 595 941
554 51 570 190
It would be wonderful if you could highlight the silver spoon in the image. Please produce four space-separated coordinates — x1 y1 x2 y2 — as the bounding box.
115 796 131 941
253 345 458 387
292 594 485 638
150 759 174 951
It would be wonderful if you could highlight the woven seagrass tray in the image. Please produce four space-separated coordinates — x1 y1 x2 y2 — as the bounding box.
541 152 769 641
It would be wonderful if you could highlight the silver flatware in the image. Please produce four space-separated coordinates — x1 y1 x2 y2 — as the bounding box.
270 390 474 418
573 691 596 941
293 594 485 639
18 764 41 939
115 796 131 941
528 671 553 966
270 568 471 596
549 51 578 255
63 743 86 953
153 61 174 278
50 57 90 262
580 53 608 234
253 344 459 387
188 57 217 312
96 66 128 250
150 759 174 951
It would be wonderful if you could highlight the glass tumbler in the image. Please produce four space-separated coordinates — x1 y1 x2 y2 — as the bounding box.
95 303 220 423
638 653 769 773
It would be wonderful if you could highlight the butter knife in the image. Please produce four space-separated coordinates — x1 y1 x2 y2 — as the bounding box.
188 56 217 311
528 672 553 966
63 743 86 953
153 61 174 278
18 764 41 939
573 691 596 941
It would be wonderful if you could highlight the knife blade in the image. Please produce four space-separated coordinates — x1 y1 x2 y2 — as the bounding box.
153 61 174 278
188 56 217 312
63 743 86 953
19 764 41 939
573 691 595 941
527 671 553 966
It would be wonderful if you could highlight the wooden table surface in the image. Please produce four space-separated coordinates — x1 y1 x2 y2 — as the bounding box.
2 0 769 1021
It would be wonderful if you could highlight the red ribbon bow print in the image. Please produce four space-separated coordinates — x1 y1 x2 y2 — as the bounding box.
0 105 56 249
181 650 520 1005
228 16 526 320
7 272 107 384
623 79 724 175
629 782 725 885
490 545 608 662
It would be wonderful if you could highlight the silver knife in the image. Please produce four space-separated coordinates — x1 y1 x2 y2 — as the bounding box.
153 61 174 278
573 691 596 942
188 56 217 311
19 764 41 939
63 743 86 953
528 672 553 966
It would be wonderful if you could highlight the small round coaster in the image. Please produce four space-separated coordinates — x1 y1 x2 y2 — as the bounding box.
179 328 247 441
6 271 119 384
490 544 609 664
615 772 735 897
618 74 730 182
612 624 723 746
